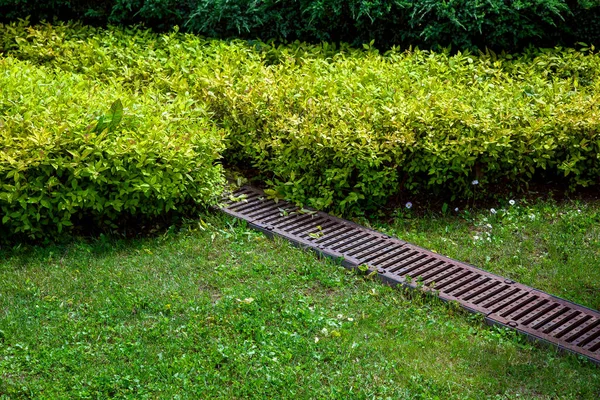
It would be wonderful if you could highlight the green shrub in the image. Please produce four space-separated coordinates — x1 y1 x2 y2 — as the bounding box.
184 0 573 50
0 0 599 51
2 23 599 216
203 43 600 213
0 56 225 239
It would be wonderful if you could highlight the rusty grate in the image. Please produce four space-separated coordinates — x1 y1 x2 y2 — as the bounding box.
221 186 600 365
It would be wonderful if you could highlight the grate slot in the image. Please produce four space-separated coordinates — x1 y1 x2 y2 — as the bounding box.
499 295 539 317
424 265 463 287
396 257 437 278
407 260 447 281
287 215 327 231
315 225 353 240
462 281 500 302
250 209 286 222
258 208 300 225
286 217 328 235
442 276 481 296
315 228 357 248
588 337 600 352
366 246 409 266
419 264 457 283
227 199 262 213
510 299 550 321
439 273 481 294
245 203 284 218
520 303 560 326
317 228 363 247
234 199 272 213
489 292 531 314
431 270 472 290
329 233 372 251
543 310 580 334
387 253 428 274
314 225 353 243
288 223 329 239
362 245 407 265
300 224 339 241
226 194 262 210
238 204 280 220
333 235 376 252
375 249 421 271
483 289 526 312
554 314 591 338
575 324 600 348
565 318 600 344
452 277 492 298
280 215 324 231
300 220 338 237
273 214 315 230
380 251 422 271
290 218 330 236
343 239 386 257
531 307 570 330
470 285 510 305
349 241 393 259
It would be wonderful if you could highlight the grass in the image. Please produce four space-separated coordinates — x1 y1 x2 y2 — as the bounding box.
1 208 599 399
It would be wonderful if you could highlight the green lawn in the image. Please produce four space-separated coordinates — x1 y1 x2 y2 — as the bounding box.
1 200 599 398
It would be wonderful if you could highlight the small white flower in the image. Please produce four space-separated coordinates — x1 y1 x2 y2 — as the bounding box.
455 207 459 212
486 223 492 229
578 209 581 213
529 214 536 220
474 235 480 240
490 208 497 214
509 200 515 206
347 317 354 322
314 337 319 343
472 180 479 185
405 202 413 209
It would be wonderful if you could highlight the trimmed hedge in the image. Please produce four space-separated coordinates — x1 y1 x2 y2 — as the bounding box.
207 45 600 213
0 56 225 239
0 0 599 51
1 22 600 218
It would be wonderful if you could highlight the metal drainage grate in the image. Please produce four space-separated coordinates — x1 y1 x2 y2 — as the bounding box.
221 186 600 365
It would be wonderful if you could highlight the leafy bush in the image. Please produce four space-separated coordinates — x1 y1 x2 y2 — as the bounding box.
204 44 600 213
1 22 600 217
184 0 574 50
0 56 225 239
0 0 599 51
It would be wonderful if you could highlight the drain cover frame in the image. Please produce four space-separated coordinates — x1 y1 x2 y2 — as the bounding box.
221 186 600 365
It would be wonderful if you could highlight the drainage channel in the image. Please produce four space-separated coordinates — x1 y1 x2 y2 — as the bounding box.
221 186 600 365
